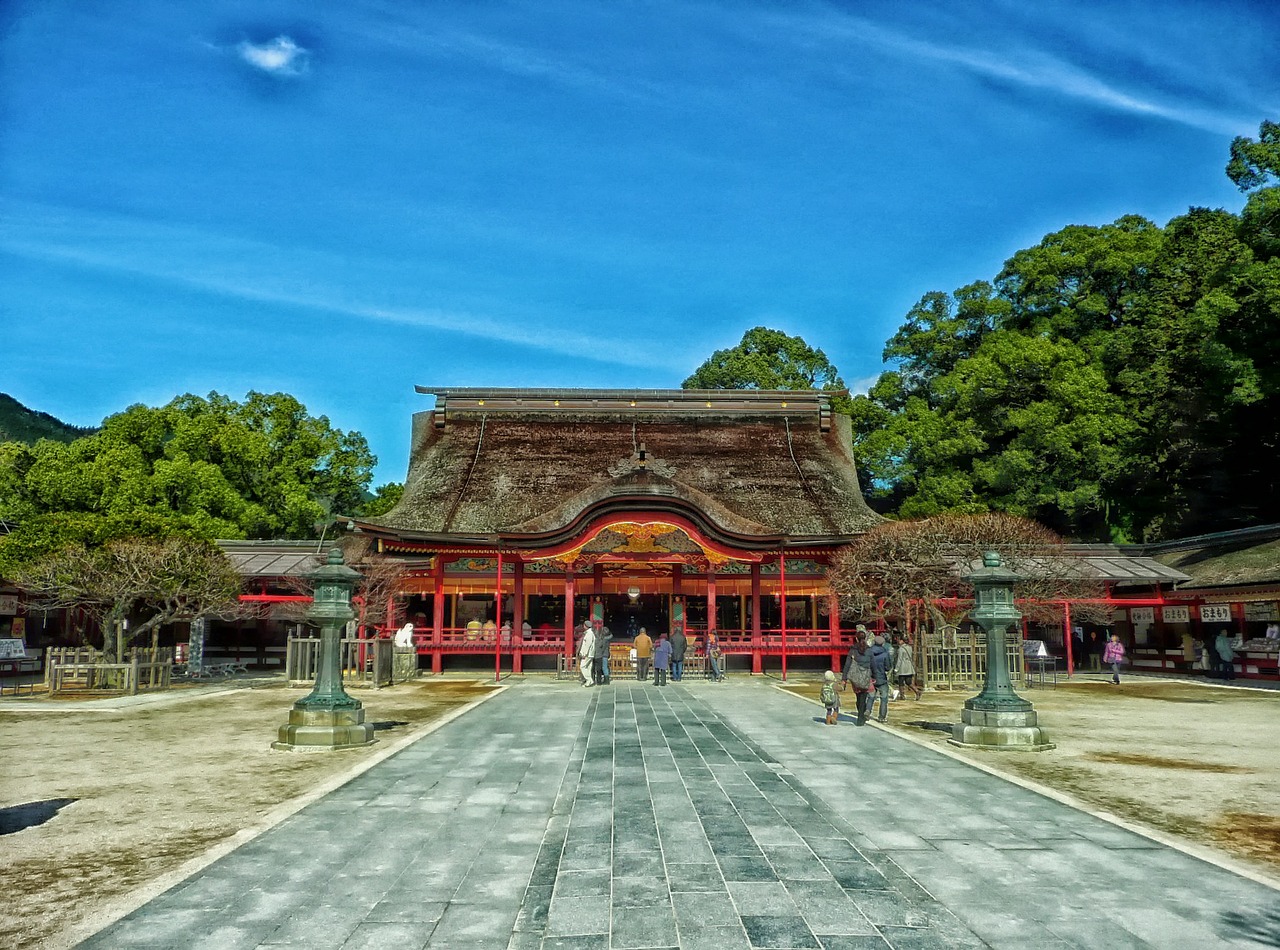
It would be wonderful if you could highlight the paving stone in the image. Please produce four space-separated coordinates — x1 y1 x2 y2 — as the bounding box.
78 680 1280 950
665 862 726 893
613 875 671 907
610 904 679 949
740 914 820 948
717 854 780 882
671 890 739 929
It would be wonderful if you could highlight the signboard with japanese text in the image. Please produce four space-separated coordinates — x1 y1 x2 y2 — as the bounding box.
1199 604 1233 623
1161 606 1190 624
1129 607 1154 624
0 595 18 615
0 638 25 659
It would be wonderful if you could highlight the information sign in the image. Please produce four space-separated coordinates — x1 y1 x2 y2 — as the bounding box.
1129 607 1154 624
0 638 25 659
1161 606 1190 624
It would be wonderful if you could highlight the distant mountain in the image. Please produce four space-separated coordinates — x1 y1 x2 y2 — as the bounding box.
0 394 96 444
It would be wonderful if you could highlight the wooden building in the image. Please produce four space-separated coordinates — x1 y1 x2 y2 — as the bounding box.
347 387 883 674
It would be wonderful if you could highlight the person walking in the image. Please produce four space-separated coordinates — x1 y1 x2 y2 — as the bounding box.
653 632 672 686
1086 631 1103 673
634 626 653 681
595 623 612 684
820 669 841 725
705 633 724 681
670 624 688 681
893 632 922 701
1102 632 1126 685
1215 629 1237 681
578 620 597 687
842 638 872 725
869 634 892 722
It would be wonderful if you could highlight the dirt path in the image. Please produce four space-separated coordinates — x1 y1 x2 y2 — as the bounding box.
785 675 1280 880
0 680 495 950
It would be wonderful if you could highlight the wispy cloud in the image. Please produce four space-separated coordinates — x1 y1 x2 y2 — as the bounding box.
766 9 1257 137
0 206 686 373
353 20 665 102
237 36 310 77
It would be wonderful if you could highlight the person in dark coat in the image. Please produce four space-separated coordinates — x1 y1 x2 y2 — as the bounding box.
652 632 672 686
842 638 873 725
594 624 612 684
869 634 893 723
669 625 688 681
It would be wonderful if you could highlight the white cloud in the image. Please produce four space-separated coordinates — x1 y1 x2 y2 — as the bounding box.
237 36 309 76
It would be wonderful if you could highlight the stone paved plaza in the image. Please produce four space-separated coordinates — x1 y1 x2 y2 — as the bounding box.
81 678 1280 949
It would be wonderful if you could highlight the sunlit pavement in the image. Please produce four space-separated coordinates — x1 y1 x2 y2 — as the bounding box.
80 678 1279 949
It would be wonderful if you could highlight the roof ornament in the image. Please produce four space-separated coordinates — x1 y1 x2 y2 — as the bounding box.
608 443 676 478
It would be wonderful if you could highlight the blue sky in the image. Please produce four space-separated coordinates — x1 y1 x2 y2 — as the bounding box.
2 0 1277 485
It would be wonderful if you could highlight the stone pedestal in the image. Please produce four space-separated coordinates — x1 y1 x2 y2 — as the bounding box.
273 706 376 752
949 706 1055 752
393 646 418 683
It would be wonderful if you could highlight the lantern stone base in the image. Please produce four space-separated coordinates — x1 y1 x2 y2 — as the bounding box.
272 706 376 752
949 706 1055 752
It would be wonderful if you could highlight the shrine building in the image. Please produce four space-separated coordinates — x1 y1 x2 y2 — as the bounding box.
347 387 883 674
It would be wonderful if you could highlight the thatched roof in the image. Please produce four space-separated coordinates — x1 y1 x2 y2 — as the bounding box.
365 388 882 544
1148 526 1280 590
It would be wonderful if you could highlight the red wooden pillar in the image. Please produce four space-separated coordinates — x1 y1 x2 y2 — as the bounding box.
563 570 576 664
780 550 788 682
706 569 717 636
593 563 603 598
1063 601 1074 676
513 561 525 675
494 551 503 683
828 593 841 672
432 557 446 675
750 562 762 674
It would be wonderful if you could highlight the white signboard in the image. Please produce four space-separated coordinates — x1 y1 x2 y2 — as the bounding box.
0 595 18 615
1244 602 1280 622
1161 606 1190 624
0 638 25 659
1129 607 1154 624
1200 604 1233 623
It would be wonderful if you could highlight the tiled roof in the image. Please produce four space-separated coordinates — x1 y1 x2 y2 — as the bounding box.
217 541 323 578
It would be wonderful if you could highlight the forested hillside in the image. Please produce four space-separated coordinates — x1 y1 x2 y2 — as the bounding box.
0 394 95 444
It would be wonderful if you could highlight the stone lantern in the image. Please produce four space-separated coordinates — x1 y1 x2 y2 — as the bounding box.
949 551 1054 752
273 548 376 751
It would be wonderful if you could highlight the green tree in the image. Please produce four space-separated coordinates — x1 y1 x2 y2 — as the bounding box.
0 391 375 574
1227 120 1280 193
359 482 404 518
683 327 847 398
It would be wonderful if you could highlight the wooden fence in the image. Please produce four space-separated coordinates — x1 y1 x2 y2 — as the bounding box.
919 629 1025 690
284 637 414 688
45 647 173 696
